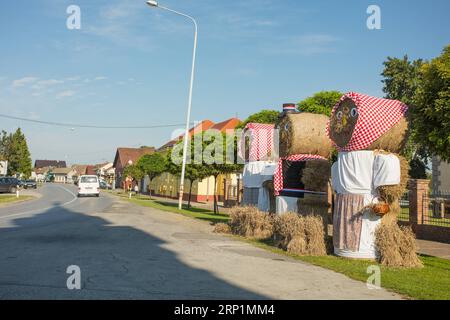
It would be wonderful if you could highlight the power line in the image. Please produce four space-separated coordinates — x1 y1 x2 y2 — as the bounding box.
0 113 190 129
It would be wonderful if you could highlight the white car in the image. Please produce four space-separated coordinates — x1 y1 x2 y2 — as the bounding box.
77 175 100 197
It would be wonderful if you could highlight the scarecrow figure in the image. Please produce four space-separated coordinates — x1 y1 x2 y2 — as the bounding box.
238 123 276 209
274 106 333 217
328 92 411 260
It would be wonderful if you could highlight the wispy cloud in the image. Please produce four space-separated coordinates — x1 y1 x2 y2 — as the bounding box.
12 77 39 88
31 79 64 90
56 90 76 99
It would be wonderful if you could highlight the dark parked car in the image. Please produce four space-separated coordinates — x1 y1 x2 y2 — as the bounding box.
21 180 37 189
0 177 20 193
99 180 111 190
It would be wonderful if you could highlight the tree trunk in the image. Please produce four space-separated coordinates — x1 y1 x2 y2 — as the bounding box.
188 179 194 209
213 175 218 214
148 177 152 200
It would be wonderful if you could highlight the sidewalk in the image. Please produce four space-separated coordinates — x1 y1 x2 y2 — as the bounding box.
416 239 450 260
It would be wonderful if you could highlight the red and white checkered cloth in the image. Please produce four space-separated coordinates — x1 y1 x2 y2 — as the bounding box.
238 123 275 162
273 154 327 196
327 92 409 152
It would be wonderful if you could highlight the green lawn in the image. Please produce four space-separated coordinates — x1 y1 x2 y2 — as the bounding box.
0 195 34 204
110 191 450 300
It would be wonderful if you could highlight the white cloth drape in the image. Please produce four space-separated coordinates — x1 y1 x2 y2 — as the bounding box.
331 150 401 259
276 196 298 214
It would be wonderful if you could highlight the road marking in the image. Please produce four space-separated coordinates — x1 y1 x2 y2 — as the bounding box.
0 185 78 220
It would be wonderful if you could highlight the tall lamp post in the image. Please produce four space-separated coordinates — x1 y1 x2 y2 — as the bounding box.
146 0 198 210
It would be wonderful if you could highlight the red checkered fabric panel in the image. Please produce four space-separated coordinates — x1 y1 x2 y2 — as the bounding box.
273 154 327 196
238 123 275 162
327 92 409 152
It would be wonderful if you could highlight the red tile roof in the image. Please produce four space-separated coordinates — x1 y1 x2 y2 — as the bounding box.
210 118 241 132
113 147 155 168
158 120 215 151
85 165 96 175
158 118 241 151
34 160 67 169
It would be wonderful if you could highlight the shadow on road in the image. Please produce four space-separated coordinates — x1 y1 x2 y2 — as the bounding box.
0 203 268 299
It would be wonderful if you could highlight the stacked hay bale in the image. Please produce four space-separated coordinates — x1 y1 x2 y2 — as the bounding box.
228 206 274 239
275 111 333 218
278 113 333 159
375 223 423 268
273 212 327 256
299 159 331 230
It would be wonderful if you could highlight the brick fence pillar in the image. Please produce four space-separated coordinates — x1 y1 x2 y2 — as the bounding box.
409 179 430 229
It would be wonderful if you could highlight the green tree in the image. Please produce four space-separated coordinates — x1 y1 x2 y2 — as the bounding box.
167 150 209 208
200 131 242 214
381 55 428 178
6 128 32 178
171 131 243 213
297 91 343 116
122 164 144 190
381 56 424 105
413 45 450 161
137 153 167 198
238 109 279 129
0 130 9 160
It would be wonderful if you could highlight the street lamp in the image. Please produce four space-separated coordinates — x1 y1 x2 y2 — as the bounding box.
146 1 198 210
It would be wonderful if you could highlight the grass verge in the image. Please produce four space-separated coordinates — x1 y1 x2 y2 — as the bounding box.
109 191 450 300
112 192 229 224
0 195 34 205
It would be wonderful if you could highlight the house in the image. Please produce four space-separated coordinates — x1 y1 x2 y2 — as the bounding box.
432 156 450 197
113 147 155 187
71 165 87 183
157 120 215 152
85 165 96 176
148 118 242 203
95 162 115 185
52 167 76 184
34 160 67 169
31 167 50 182
0 160 7 176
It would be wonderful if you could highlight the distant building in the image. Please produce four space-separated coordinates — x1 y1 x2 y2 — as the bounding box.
85 165 96 176
113 147 155 188
34 160 67 169
432 156 450 197
0 160 7 176
52 168 76 184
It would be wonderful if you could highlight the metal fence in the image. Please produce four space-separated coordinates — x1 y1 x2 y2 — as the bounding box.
398 192 410 222
398 190 450 228
423 191 450 227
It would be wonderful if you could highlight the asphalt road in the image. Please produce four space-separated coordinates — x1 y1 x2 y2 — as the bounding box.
0 184 402 299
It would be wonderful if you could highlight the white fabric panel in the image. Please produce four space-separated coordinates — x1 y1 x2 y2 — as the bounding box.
257 187 270 212
331 151 374 195
243 161 276 188
373 154 401 188
276 196 298 214
332 150 401 259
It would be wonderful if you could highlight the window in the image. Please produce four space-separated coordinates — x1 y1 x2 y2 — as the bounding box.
80 176 98 183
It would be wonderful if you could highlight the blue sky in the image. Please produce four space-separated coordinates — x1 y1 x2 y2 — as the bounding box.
0 0 449 165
